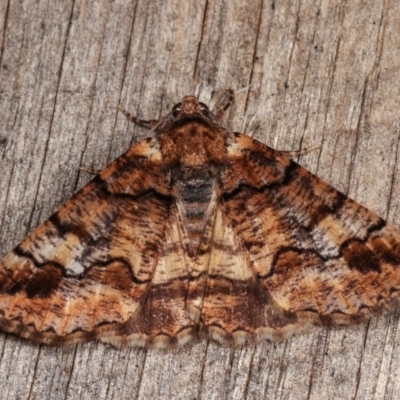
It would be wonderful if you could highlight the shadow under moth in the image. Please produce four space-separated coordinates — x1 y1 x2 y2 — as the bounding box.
0 90 399 348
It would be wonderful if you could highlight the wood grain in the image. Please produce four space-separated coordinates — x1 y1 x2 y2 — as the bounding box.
1 0 400 399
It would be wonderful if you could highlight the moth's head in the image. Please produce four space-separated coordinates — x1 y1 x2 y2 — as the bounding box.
153 95 226 135
171 96 212 120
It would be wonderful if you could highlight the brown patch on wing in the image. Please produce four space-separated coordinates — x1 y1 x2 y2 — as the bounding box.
341 240 381 273
0 262 64 298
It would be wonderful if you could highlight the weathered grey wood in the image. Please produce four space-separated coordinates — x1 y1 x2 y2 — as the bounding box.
1 0 400 399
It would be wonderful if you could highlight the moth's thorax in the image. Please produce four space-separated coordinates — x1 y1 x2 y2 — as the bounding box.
161 120 228 168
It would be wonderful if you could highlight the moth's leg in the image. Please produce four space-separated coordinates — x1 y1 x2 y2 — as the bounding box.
279 145 320 158
214 88 235 120
118 105 160 129
80 105 160 175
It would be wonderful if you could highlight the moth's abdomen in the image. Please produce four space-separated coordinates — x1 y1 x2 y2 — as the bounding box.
175 168 216 245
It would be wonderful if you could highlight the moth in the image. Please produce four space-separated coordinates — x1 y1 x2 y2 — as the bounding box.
1 91 400 349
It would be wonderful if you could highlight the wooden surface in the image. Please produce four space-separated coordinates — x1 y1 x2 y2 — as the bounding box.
1 0 400 399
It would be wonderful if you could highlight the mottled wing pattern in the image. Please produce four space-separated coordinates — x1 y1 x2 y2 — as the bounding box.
106 205 197 348
2 93 400 348
197 205 300 344
203 132 400 342
0 137 195 347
